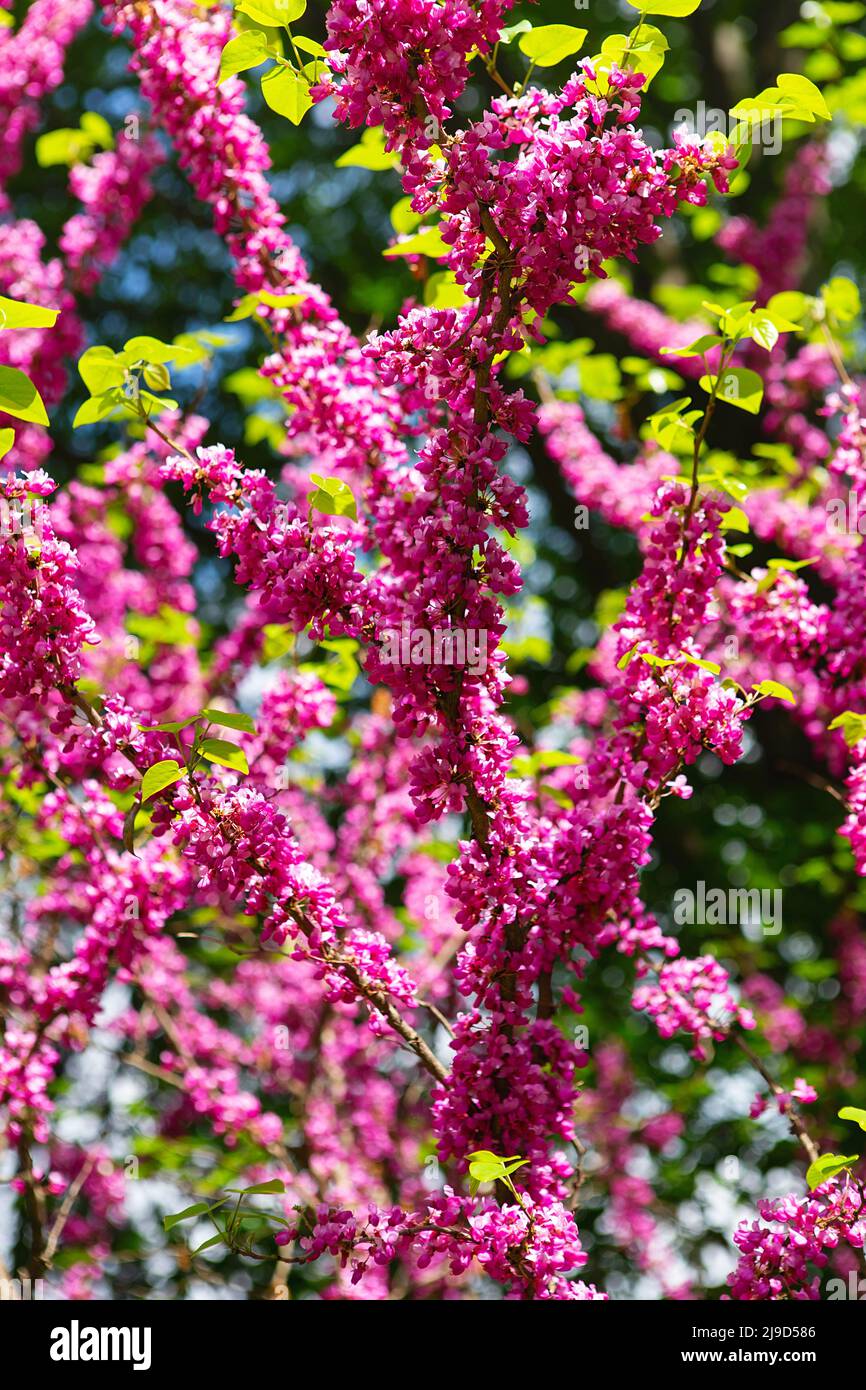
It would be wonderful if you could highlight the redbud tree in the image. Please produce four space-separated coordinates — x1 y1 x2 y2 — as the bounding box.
1 0 865 1301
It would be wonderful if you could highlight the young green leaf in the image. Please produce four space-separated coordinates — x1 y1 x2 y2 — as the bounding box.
78 345 127 395
163 1197 229 1232
518 25 588 67
141 759 186 801
191 1234 226 1255
777 72 831 120
73 389 125 428
163 1203 212 1232
828 711 866 747
201 707 256 734
218 30 272 82
123 335 197 366
261 65 312 124
499 20 533 44
309 474 358 521
137 716 201 734
752 679 796 705
383 226 449 259
805 1153 859 1191
700 368 764 415
838 1107 866 1132
720 506 750 533
336 127 398 170
660 334 722 358
0 366 49 425
199 739 250 774
0 295 59 331
236 0 306 23
822 276 861 324
627 0 703 14
227 1179 286 1195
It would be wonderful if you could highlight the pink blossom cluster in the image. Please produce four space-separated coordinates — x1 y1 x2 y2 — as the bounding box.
61 133 165 292
320 0 509 149
633 956 755 1059
726 1178 865 1299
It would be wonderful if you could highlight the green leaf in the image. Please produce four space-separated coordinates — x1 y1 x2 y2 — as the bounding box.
466 1149 528 1190
218 30 271 82
236 0 306 23
638 653 679 670
309 473 357 521
261 65 312 124
294 35 327 58
35 128 96 168
720 506 750 533
579 354 622 402
80 111 114 148
518 24 588 67
749 316 779 352
682 654 722 674
123 335 197 366
806 1153 859 1191
137 716 201 734
756 555 819 594
660 334 722 358
225 289 304 321
511 750 582 777
127 604 196 648
502 1158 530 1178
822 276 861 324
777 72 831 120
599 26 669 85
752 679 796 705
766 292 812 325
0 428 14 461
627 0 702 14
163 1203 212 1232
823 2 866 19
0 366 49 425
73 389 125 428
336 127 398 171
383 226 449 259
78 345 126 395
301 638 359 696
0 295 59 331
700 368 764 415
468 1157 507 1183
191 1234 226 1255
227 1179 286 1195
201 707 255 734
828 711 866 747
143 362 172 392
141 759 185 801
199 739 249 774
424 272 471 310
137 390 180 419
838 1107 866 1132
499 20 533 44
